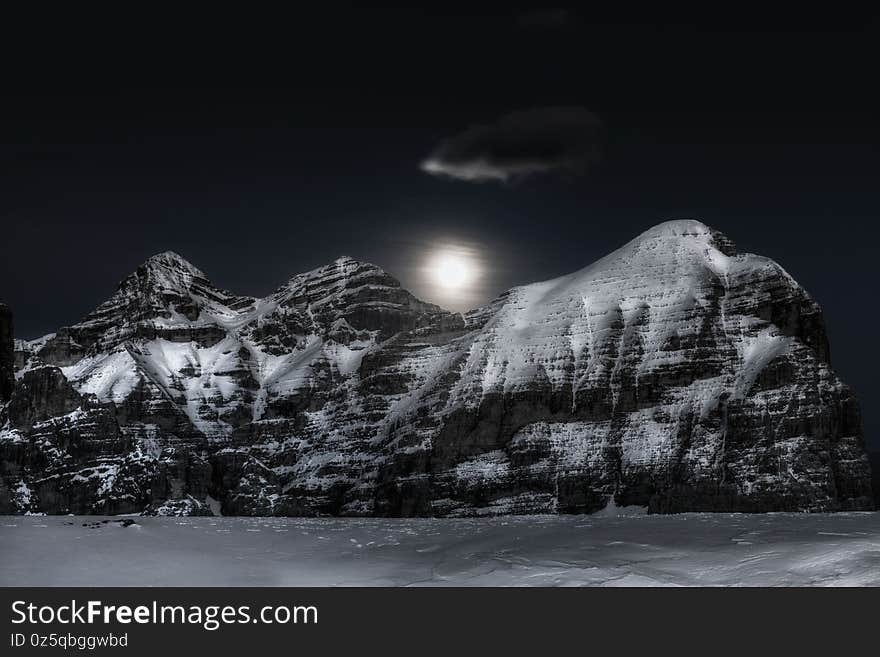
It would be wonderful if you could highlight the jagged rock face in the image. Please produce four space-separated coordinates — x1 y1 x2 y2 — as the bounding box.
7 366 86 427
0 303 13 403
0 366 162 515
0 222 873 516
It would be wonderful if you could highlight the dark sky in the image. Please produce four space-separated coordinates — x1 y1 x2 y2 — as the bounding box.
1 9 878 447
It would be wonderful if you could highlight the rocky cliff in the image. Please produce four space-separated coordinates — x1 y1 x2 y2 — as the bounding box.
0 303 13 403
0 221 873 515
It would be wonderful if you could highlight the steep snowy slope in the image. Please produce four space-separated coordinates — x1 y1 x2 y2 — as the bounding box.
0 221 872 515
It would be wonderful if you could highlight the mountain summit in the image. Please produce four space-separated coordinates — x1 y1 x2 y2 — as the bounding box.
0 221 872 516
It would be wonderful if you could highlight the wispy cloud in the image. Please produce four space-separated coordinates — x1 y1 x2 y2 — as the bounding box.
420 107 604 183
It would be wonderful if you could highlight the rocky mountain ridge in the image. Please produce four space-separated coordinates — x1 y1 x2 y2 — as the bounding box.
0 220 873 515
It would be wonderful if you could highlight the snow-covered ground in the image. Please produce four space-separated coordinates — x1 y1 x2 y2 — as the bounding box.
2 512 880 587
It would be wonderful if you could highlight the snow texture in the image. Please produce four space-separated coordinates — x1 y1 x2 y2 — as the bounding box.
2 513 880 586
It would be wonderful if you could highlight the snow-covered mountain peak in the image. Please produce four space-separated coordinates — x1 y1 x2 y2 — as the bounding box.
508 219 740 307
286 255 394 287
127 250 212 296
245 254 460 351
144 249 199 268
637 218 725 239
630 219 737 255
140 249 205 278
332 254 366 267
577 218 736 275
274 256 406 311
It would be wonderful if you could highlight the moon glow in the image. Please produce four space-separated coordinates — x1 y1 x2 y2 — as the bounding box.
430 250 475 290
417 242 486 311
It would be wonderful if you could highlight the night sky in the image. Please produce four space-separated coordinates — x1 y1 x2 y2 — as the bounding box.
1 9 878 447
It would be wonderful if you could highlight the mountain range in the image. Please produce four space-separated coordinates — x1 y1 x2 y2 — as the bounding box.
0 220 873 516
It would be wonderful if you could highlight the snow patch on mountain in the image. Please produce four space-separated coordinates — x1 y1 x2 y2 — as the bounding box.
62 349 141 403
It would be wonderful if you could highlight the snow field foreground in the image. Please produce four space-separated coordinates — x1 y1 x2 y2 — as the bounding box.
2 513 880 587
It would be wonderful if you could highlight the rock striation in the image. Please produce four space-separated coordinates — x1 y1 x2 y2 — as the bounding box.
0 221 873 515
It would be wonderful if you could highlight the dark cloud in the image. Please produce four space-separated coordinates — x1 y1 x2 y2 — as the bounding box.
420 107 604 183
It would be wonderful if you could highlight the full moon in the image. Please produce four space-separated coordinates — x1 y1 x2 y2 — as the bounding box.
427 246 479 292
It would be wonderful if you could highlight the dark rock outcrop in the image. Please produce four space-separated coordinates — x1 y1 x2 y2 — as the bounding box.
1 222 873 515
7 366 83 429
0 303 13 403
